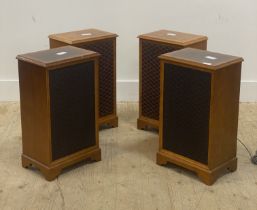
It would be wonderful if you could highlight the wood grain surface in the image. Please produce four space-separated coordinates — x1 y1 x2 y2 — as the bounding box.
17 46 99 69
49 28 118 45
138 29 208 46
159 48 243 70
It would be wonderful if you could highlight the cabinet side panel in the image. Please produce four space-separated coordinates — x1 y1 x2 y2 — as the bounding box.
188 40 207 50
49 39 68 48
18 61 51 164
163 63 211 164
208 63 241 169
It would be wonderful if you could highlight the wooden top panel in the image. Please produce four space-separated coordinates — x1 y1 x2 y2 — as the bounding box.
159 48 243 70
17 46 99 68
138 29 208 46
48 28 118 45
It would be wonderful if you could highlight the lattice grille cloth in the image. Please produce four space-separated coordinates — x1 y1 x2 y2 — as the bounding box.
49 62 96 160
163 64 211 164
82 39 115 118
141 40 175 120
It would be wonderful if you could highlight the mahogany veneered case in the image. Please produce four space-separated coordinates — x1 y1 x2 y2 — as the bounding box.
17 46 101 181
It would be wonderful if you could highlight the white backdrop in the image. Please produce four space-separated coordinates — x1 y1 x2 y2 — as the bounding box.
0 0 257 101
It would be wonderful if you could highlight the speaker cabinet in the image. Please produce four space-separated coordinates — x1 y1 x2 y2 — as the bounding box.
49 28 118 128
137 30 208 130
157 48 243 185
17 46 101 181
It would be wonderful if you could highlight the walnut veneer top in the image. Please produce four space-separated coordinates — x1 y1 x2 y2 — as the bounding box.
159 48 243 70
17 46 99 68
138 29 208 46
49 28 118 45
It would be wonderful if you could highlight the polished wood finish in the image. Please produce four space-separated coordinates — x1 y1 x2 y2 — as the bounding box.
49 28 117 45
137 30 208 130
17 46 99 69
158 48 243 185
17 46 101 181
138 29 208 47
49 28 118 128
159 47 243 70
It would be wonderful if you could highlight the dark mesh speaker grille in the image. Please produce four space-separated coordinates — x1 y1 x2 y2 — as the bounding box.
141 40 175 120
49 61 96 161
163 64 211 164
82 39 114 118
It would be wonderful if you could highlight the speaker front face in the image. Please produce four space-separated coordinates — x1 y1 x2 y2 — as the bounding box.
49 61 96 161
141 40 175 121
81 39 115 118
162 63 211 164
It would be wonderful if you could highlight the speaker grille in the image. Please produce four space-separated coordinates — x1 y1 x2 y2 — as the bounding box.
141 40 175 120
163 64 211 164
82 39 114 118
49 61 96 161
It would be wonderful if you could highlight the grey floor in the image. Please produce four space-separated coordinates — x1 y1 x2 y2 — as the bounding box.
0 102 256 210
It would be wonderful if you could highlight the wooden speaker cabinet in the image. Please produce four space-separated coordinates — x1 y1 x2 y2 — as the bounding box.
17 46 101 181
157 48 243 185
137 30 208 130
49 28 118 128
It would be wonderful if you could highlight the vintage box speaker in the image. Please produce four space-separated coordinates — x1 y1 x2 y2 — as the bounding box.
49 28 118 128
17 46 101 181
157 48 243 185
137 30 208 130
